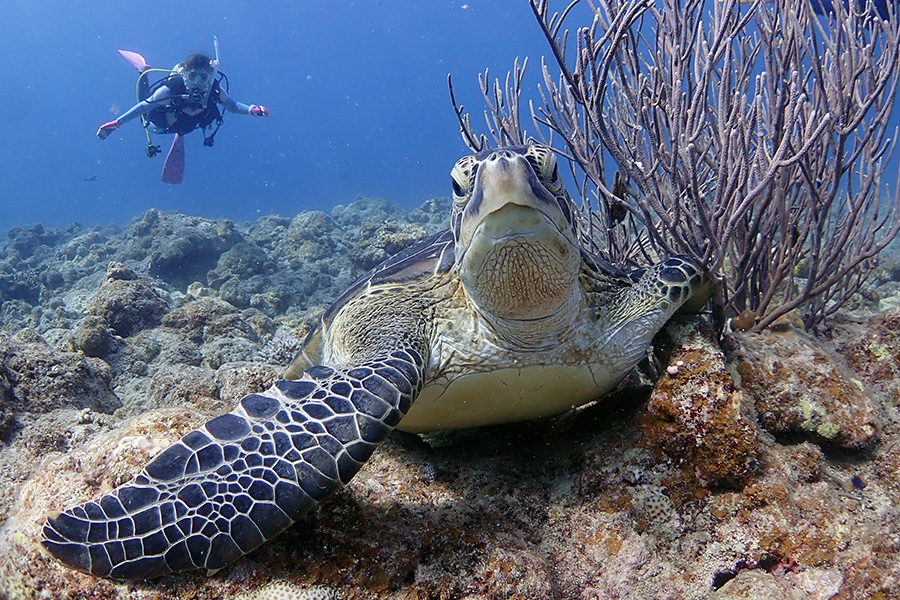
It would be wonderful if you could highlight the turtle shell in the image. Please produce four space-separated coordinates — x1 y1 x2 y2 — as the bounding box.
285 229 455 379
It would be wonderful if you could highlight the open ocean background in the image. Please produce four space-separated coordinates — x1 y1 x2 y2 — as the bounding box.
1 0 898 234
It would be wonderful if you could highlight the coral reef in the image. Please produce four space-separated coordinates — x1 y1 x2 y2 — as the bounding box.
254 334 306 367
0 197 899 599
143 211 243 287
70 315 115 358
235 581 340 600
350 220 429 270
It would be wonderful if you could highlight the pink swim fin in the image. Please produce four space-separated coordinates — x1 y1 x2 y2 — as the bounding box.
161 134 185 184
118 49 149 73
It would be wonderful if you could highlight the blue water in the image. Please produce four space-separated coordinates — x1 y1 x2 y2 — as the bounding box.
1 1 898 234
0 1 568 232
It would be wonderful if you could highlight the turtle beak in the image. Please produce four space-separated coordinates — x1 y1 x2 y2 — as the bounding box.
458 151 574 252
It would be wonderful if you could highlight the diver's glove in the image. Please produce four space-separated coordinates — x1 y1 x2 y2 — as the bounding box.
249 105 269 117
97 121 120 140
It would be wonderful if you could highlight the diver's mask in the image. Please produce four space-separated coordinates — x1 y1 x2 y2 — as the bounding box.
182 67 215 104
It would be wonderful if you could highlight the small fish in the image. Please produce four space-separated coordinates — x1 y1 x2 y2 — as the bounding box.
83 174 99 182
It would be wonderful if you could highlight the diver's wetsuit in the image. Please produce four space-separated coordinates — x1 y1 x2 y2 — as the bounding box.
114 83 254 131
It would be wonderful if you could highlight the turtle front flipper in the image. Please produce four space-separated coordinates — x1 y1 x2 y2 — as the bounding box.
601 255 710 371
42 347 426 580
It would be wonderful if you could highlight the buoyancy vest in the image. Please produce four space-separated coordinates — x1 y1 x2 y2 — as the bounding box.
146 76 223 136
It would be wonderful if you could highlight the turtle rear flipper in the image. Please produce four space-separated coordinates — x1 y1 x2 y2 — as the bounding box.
42 348 425 579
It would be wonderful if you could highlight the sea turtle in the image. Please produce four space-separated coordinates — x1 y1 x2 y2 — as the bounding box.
42 143 709 579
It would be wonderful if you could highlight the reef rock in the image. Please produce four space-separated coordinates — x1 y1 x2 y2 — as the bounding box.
91 266 170 338
0 329 120 415
161 297 258 345
118 209 243 288
276 211 343 266
0 368 15 443
833 310 900 406
0 269 41 305
725 322 879 449
4 223 63 262
350 220 430 270
711 569 804 599
70 315 114 358
642 316 760 487
208 241 273 284
330 196 410 227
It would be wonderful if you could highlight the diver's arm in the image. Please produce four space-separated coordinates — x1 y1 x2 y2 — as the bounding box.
116 87 174 125
218 88 268 116
112 100 154 126
98 87 175 139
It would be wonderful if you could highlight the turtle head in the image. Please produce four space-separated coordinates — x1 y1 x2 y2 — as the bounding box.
450 144 582 321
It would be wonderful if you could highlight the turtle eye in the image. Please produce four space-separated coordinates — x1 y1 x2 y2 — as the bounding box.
450 156 477 200
540 152 559 182
525 144 559 184
451 177 466 198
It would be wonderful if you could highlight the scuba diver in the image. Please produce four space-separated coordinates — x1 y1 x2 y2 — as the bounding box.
97 38 268 183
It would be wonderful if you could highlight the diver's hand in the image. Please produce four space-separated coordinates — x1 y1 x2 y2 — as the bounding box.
97 121 120 140
249 105 269 117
